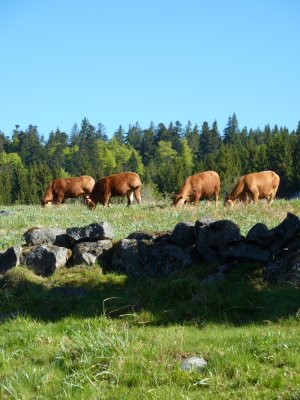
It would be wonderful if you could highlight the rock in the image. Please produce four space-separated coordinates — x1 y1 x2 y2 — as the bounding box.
265 250 300 285
25 245 71 277
180 356 207 372
67 222 113 244
72 240 113 266
246 223 272 247
194 217 216 234
111 237 194 277
195 219 243 264
111 239 142 277
0 210 13 216
285 235 300 252
23 227 70 248
127 231 155 241
153 232 172 243
171 222 196 247
220 243 271 262
144 242 194 275
269 213 300 254
0 246 23 273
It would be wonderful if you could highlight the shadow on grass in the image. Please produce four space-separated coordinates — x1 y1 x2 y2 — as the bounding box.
0 263 299 326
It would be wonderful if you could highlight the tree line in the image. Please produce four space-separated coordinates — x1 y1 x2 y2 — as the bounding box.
0 113 299 204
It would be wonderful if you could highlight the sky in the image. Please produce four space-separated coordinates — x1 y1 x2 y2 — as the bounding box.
1 0 300 139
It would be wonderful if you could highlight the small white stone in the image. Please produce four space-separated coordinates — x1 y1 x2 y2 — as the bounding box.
180 356 207 372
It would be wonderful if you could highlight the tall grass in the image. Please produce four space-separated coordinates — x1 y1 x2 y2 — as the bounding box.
1 198 300 250
0 199 300 399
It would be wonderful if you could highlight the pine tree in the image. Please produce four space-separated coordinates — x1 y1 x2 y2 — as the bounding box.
125 149 145 176
34 163 53 201
16 125 44 166
26 164 42 203
141 122 156 165
185 123 200 162
96 123 108 141
155 123 170 144
126 122 142 152
210 120 222 151
292 121 300 189
70 123 80 146
113 125 125 144
169 120 182 152
0 163 12 204
11 164 28 204
78 118 98 176
268 128 293 195
0 131 10 154
217 144 242 195
223 113 240 145
199 122 211 158
44 128 68 172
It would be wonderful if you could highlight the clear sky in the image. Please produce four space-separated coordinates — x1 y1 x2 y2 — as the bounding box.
1 0 300 138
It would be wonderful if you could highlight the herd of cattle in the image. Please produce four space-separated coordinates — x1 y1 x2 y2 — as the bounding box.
41 170 280 209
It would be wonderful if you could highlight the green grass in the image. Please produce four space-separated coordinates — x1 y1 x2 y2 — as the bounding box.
1 198 300 250
0 199 300 399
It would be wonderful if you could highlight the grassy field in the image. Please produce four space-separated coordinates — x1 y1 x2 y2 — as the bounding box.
0 199 300 399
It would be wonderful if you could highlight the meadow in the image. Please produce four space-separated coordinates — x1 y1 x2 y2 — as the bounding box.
0 199 300 399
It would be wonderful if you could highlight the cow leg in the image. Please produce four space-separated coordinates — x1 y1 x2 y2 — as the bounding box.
214 190 219 206
53 194 64 206
103 195 111 207
268 190 276 205
252 190 259 205
194 194 200 205
133 187 142 204
205 196 211 205
244 192 250 205
127 191 134 206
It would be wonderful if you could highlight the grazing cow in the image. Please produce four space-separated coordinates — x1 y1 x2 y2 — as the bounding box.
173 171 220 207
86 172 142 209
41 176 95 207
224 171 280 207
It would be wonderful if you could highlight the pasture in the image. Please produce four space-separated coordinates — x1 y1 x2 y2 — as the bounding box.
1 199 300 399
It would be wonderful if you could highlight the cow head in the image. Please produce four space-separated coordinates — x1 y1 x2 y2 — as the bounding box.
86 198 96 210
41 199 52 207
172 194 185 207
224 196 235 207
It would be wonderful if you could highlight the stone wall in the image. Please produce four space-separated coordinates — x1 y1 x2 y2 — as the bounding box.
1 213 300 285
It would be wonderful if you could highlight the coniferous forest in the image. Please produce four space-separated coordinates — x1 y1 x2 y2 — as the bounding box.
0 113 300 204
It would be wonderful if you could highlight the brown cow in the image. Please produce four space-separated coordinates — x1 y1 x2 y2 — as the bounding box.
86 172 142 209
224 171 280 207
173 171 220 207
41 175 95 207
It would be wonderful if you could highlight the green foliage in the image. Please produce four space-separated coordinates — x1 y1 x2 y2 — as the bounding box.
0 163 12 204
1 116 300 204
217 144 242 195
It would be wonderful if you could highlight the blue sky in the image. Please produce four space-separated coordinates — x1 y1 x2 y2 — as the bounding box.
1 0 299 138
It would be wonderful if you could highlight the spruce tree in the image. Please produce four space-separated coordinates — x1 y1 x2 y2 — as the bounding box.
223 113 240 145
185 123 200 163
113 125 125 144
0 164 12 204
11 164 28 204
125 122 142 152
141 122 155 165
292 122 300 190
